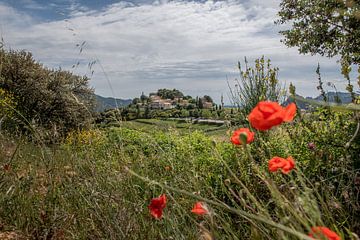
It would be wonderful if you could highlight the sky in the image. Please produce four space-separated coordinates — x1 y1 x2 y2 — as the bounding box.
0 0 356 103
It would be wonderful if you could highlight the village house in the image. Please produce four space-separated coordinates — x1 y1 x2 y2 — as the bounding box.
200 97 213 109
202 101 213 109
150 99 174 110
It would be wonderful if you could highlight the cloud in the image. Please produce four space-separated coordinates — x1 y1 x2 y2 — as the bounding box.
0 0 351 103
0 3 35 29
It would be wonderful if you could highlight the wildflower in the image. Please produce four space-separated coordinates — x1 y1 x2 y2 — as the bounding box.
308 226 341 240
148 194 166 219
191 202 209 215
268 156 295 174
248 101 296 130
230 128 255 145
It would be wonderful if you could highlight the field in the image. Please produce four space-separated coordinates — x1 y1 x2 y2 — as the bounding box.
0 109 359 239
118 119 229 138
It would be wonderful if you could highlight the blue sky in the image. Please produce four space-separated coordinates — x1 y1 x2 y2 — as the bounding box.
0 0 355 103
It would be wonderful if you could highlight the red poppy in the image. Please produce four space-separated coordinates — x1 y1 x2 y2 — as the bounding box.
148 194 166 219
230 128 255 145
308 226 341 240
268 156 295 174
248 101 296 131
191 202 208 215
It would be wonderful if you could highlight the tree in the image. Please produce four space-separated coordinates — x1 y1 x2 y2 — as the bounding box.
203 95 213 103
140 92 148 103
198 98 204 109
132 98 141 105
276 0 360 65
144 106 150 119
0 49 94 140
157 88 184 100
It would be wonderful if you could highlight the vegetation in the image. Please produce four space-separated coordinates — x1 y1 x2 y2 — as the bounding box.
277 0 360 65
156 88 184 100
95 89 230 124
0 106 359 239
0 1 359 239
229 57 286 116
0 49 95 141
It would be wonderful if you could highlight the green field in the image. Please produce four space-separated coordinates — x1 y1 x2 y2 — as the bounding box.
118 119 229 138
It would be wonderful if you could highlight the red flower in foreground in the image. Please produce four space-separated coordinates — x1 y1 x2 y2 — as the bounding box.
191 202 208 215
308 226 341 240
268 156 295 174
148 194 166 219
230 128 255 145
248 101 296 131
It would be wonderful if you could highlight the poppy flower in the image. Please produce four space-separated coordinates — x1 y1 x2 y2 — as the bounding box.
230 128 255 145
148 194 166 219
308 226 341 240
268 156 295 174
248 101 296 131
191 202 208 215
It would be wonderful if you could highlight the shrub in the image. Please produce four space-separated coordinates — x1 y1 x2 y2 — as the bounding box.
229 56 286 116
0 49 95 141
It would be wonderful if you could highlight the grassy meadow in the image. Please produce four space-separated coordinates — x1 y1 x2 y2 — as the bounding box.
0 109 359 239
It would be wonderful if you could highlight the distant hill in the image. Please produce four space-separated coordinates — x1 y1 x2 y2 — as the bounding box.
286 92 358 109
95 94 132 112
314 91 355 103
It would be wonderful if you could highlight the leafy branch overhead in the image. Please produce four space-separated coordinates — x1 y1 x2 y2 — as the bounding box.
276 0 360 65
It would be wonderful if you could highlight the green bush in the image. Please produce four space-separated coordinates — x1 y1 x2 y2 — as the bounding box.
0 49 95 141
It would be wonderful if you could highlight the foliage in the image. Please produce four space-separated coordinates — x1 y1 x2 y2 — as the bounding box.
0 49 95 141
156 88 184 100
203 95 213 103
0 88 16 119
229 56 286 116
0 106 359 239
277 0 360 65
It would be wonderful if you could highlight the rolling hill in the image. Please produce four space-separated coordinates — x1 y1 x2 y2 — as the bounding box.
95 94 132 112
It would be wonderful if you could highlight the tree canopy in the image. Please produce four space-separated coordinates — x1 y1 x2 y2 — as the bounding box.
277 0 360 65
156 88 184 100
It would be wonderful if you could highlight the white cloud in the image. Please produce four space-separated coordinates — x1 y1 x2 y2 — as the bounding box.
0 0 352 103
0 3 34 29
